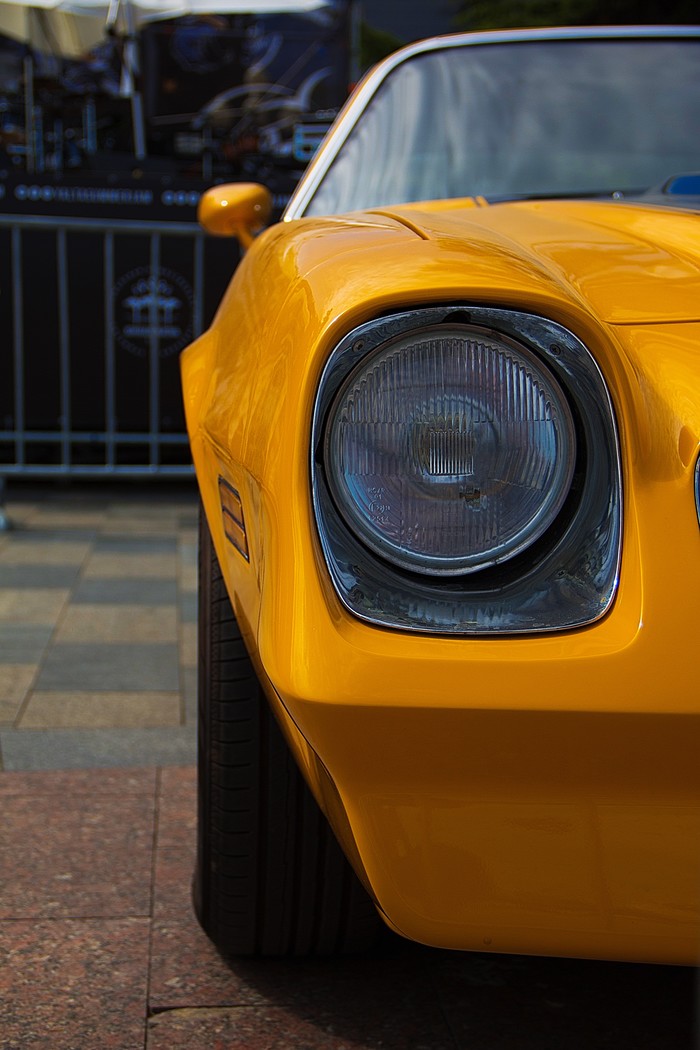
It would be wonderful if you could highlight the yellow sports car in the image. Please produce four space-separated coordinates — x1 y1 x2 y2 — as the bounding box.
181 26 700 964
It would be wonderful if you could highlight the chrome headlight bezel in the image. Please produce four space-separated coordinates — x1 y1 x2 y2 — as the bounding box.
311 306 622 635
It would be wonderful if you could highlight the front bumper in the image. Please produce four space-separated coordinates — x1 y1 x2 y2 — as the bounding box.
251 438 700 964
281 693 700 964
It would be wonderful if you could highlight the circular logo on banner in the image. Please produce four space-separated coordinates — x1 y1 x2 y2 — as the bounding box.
113 267 194 358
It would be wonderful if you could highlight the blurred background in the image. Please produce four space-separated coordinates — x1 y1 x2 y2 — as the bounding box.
0 0 694 499
0 0 452 495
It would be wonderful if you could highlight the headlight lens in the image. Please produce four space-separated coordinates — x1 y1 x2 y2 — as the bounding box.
325 325 577 575
312 306 621 635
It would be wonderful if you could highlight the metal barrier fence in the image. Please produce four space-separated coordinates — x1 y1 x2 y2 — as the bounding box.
0 211 235 519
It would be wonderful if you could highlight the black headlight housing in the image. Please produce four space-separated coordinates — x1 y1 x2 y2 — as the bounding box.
311 306 622 635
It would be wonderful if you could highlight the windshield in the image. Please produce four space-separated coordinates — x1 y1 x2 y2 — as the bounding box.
303 38 700 215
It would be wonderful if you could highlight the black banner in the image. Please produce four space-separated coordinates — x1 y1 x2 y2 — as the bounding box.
0 171 207 222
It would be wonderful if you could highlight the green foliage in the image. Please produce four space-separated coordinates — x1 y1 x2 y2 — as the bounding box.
359 21 405 69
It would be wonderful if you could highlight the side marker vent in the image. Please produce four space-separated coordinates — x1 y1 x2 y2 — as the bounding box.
218 477 249 561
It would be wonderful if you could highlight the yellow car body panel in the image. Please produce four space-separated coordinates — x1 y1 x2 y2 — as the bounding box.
181 195 700 964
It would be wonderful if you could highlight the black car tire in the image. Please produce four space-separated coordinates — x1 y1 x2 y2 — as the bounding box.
193 507 382 956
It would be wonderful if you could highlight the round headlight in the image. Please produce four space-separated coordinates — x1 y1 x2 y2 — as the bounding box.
324 325 577 575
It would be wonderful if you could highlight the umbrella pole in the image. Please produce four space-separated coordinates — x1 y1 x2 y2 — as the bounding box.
131 87 146 160
122 1 146 161
111 0 146 161
23 53 36 173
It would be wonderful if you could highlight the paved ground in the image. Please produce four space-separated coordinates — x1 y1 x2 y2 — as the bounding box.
0 482 698 1049
0 482 198 771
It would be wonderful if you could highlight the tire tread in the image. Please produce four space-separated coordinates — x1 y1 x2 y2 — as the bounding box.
194 508 381 956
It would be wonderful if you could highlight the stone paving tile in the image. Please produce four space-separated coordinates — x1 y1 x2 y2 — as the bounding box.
180 622 197 668
0 664 35 702
0 767 156 795
0 588 70 624
0 665 35 724
0 527 98 545
93 536 179 554
180 538 199 558
0 625 54 663
0 917 150 1050
82 553 178 579
0 485 197 770
0 699 22 723
0 790 154 917
0 565 83 588
146 1004 458 1050
0 725 196 770
178 547 198 594
54 604 178 644
180 581 197 609
18 691 182 729
0 772 152 844
157 766 197 850
101 519 191 536
0 539 90 566
107 501 195 521
180 589 197 623
0 842 152 920
24 510 107 529
71 577 178 605
35 642 180 691
179 533 198 555
182 666 196 723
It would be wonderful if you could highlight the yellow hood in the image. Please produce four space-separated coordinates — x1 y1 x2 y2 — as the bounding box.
371 198 700 325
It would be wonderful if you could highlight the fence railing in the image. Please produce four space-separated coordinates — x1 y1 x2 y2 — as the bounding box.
0 211 235 514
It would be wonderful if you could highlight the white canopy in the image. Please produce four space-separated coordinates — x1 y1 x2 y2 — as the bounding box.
0 0 331 56
0 1 105 56
111 0 330 22
0 0 329 15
